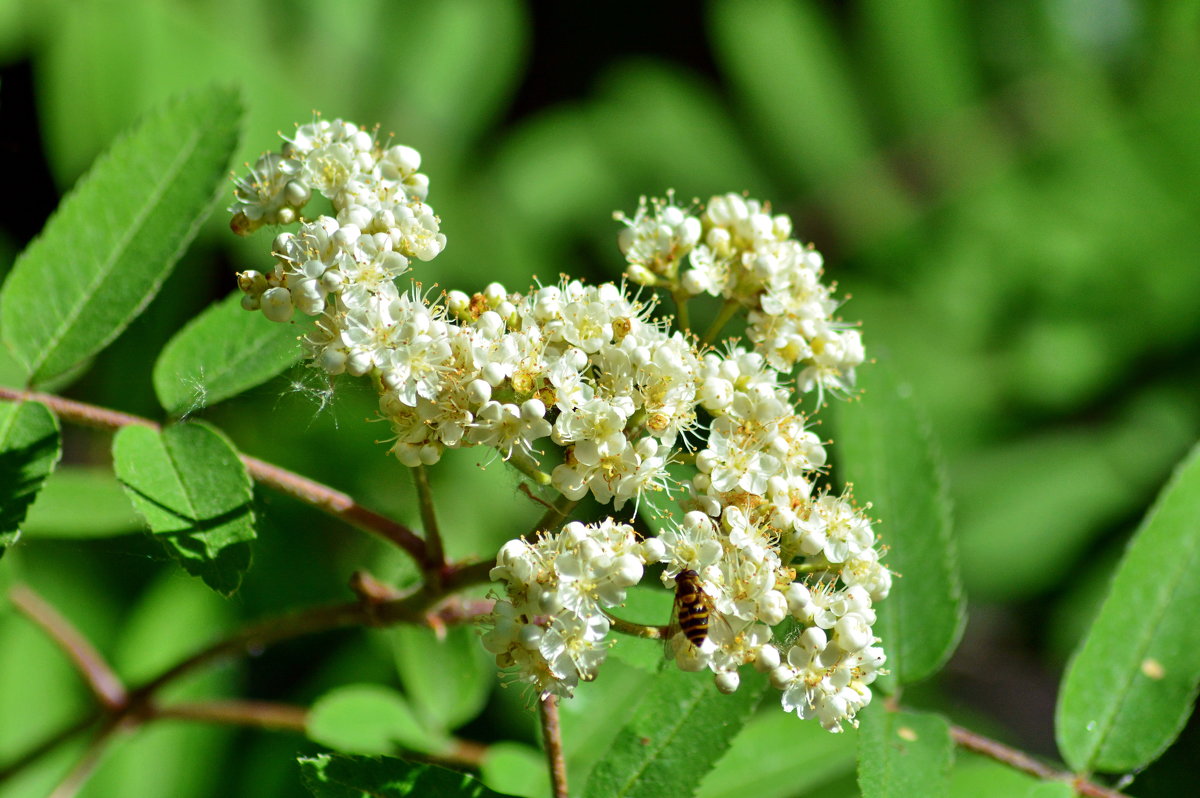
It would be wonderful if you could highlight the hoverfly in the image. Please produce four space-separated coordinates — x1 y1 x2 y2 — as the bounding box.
665 569 716 657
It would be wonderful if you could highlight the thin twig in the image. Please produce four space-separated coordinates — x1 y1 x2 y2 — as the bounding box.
8 585 127 710
701 297 741 346
413 464 445 582
604 609 665 639
539 694 569 798
0 387 427 562
1 559 498 788
531 494 580 536
948 724 1131 798
46 718 128 798
154 700 308 732
0 713 98 784
242 454 427 561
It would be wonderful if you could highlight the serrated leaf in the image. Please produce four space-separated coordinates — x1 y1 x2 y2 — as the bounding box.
831 363 965 688
582 668 765 798
112 421 254 595
857 705 953 798
391 624 492 733
0 400 62 558
153 291 310 416
21 466 140 539
1055 442 1200 772
0 85 241 386
308 684 443 756
299 753 520 798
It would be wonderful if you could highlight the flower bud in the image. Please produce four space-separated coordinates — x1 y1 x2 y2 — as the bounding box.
715 671 740 694
261 287 294 322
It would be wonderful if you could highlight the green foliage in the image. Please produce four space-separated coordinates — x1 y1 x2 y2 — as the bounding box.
0 86 241 387
112 421 255 595
832 363 965 689
299 753 521 798
391 624 493 734
1056 442 1200 773
307 684 443 756
3 1 1200 796
153 292 312 416
857 704 954 798
0 401 61 558
582 668 766 798
696 710 857 798
19 466 140 539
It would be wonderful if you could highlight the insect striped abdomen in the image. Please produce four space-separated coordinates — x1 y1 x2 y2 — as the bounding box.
675 569 711 647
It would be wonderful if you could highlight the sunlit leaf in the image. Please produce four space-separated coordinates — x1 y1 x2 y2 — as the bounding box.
857 705 953 798
0 86 241 387
299 753 520 798
0 400 61 558
153 291 309 416
1056 442 1200 772
112 421 254 595
831 363 965 688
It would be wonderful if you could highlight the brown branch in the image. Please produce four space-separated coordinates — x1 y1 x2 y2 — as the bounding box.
0 387 428 562
948 724 1131 798
539 694 568 798
8 585 127 710
154 700 308 733
1 559 498 788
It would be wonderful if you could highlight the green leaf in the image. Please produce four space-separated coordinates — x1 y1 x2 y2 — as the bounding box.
1055 442 1200 772
0 400 62 558
831 362 965 688
153 291 310 416
21 466 140 539
307 684 442 756
857 705 954 798
559 658 654 787
112 421 254 595
582 668 765 798
299 753 520 798
481 742 548 798
697 710 857 798
391 624 492 733
0 85 241 387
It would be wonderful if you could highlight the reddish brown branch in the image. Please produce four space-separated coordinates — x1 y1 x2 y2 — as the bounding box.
539 694 568 798
8 585 127 710
0 387 427 562
154 700 308 732
948 724 1131 798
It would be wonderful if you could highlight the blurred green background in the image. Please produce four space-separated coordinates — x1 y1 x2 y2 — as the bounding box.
1 0 1198 796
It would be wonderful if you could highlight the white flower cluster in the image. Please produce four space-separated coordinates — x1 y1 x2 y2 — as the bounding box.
483 519 655 697
228 118 890 733
229 118 446 324
616 193 864 398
